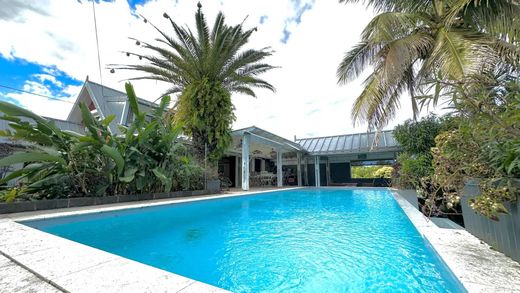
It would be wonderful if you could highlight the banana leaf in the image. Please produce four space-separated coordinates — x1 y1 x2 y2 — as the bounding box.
101 145 124 175
0 152 66 167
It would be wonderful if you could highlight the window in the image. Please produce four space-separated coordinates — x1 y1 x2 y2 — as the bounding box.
350 160 394 179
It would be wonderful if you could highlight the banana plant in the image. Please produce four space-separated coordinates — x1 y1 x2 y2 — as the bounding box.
0 101 115 198
0 82 203 201
113 83 184 194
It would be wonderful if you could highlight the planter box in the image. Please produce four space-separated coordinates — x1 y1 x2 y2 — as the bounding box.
0 189 218 215
206 179 221 192
462 181 520 262
395 189 419 209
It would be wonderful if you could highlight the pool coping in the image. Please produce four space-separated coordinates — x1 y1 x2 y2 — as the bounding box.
390 189 520 292
0 187 301 292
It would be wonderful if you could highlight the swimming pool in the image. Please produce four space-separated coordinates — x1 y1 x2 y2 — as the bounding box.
23 188 464 292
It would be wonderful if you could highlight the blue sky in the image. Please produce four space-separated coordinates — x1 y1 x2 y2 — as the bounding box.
1 0 418 138
0 57 82 105
0 0 317 117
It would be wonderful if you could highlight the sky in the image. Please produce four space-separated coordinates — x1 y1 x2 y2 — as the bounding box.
0 0 428 140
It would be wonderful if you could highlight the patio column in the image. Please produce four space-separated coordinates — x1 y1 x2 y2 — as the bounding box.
277 148 283 187
304 157 309 186
242 133 250 191
297 152 302 186
314 156 321 187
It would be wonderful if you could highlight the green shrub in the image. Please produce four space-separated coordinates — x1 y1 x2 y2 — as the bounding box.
0 83 205 201
394 115 444 155
393 153 433 189
427 77 520 220
351 165 393 178
374 166 394 178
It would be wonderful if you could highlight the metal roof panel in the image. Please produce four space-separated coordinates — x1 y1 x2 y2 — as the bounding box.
295 130 401 155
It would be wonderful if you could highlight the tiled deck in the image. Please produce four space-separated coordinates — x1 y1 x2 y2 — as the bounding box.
0 254 62 292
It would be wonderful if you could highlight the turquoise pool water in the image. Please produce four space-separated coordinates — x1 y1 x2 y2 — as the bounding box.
24 188 464 292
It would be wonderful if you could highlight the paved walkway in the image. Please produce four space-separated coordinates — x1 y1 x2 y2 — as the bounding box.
0 254 62 292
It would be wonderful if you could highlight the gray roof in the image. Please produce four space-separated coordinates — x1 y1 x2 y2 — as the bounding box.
85 81 159 109
68 80 162 134
295 130 400 155
232 126 304 152
0 116 84 144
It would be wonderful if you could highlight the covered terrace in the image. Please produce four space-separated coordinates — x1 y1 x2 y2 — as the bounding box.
219 126 305 191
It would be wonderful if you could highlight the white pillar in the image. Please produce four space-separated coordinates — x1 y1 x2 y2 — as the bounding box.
297 152 302 187
314 156 321 187
277 149 283 187
242 133 250 191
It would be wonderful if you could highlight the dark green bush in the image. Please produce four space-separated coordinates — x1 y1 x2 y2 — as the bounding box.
393 153 433 189
0 83 205 201
393 114 444 155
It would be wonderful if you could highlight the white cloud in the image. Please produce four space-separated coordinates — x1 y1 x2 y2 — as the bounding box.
2 81 80 119
1 0 432 140
33 73 63 87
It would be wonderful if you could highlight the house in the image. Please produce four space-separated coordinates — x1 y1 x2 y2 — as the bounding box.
219 126 400 190
66 77 160 135
0 80 402 189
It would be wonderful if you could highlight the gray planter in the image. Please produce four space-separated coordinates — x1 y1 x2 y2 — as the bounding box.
461 181 520 262
0 189 216 215
395 189 419 209
206 179 221 192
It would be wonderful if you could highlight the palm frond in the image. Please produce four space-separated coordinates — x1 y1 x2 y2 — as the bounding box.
339 0 433 13
362 12 433 41
445 0 520 42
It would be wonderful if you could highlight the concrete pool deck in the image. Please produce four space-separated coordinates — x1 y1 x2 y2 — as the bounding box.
0 187 519 292
390 189 520 292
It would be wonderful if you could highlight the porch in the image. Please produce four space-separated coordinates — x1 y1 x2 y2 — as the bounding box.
218 127 402 191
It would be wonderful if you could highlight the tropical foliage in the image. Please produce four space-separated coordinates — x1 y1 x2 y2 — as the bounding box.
113 3 276 164
393 114 445 154
428 76 520 220
393 153 433 189
392 115 447 189
0 83 203 202
337 0 520 130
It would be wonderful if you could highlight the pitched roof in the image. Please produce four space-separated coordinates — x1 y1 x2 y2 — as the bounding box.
67 80 162 134
295 130 400 155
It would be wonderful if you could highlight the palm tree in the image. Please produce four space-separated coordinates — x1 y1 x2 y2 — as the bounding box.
113 3 276 163
337 0 520 130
